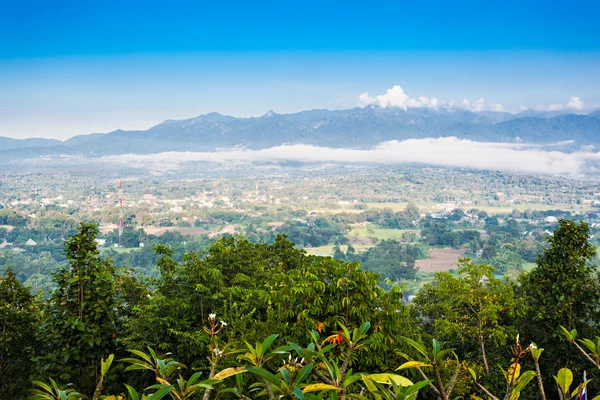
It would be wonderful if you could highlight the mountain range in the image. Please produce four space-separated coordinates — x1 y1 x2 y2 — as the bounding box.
2 106 600 161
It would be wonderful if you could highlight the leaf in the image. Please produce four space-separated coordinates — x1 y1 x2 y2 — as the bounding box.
560 326 575 341
302 384 339 393
401 337 428 359
396 361 431 370
364 373 413 387
292 387 305 399
280 367 291 386
553 368 573 395
295 364 313 385
260 334 279 357
101 354 114 376
186 371 203 386
147 385 172 400
512 370 537 394
468 367 477 382
212 367 246 380
571 380 592 399
507 362 521 383
432 339 440 357
404 379 433 396
246 367 280 386
579 338 597 354
124 384 140 400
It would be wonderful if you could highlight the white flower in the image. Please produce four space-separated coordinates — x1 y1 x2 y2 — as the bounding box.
208 313 216 320
213 348 223 357
220 320 227 326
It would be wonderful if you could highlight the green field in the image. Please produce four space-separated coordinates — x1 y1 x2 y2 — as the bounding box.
330 201 599 215
304 244 372 256
522 262 537 272
99 247 140 254
348 223 419 242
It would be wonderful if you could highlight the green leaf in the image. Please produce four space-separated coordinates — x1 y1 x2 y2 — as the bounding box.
101 354 114 376
292 387 305 399
295 364 313 385
147 385 172 400
260 334 279 357
187 371 203 386
124 384 140 400
401 337 428 359
280 367 291 386
246 367 280 386
468 367 477 382
404 379 433 396
553 368 573 395
431 339 440 358
512 370 537 394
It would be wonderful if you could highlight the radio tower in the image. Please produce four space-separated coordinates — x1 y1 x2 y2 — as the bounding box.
119 179 123 247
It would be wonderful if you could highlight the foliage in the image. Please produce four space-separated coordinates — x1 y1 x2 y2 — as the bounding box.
5 218 600 399
267 254 413 371
413 259 526 374
36 223 120 396
520 220 600 378
0 267 39 399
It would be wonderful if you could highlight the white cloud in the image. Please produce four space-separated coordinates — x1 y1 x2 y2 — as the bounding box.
521 96 586 112
358 85 503 113
98 138 596 176
358 85 440 110
567 96 585 110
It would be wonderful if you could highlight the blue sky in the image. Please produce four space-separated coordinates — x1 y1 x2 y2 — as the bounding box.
1 0 599 139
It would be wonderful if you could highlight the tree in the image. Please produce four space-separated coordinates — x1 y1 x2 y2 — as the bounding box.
0 267 39 399
267 255 413 371
37 223 119 396
123 235 305 370
520 220 600 379
413 259 526 375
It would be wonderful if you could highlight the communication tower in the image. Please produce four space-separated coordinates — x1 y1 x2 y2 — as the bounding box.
119 179 123 247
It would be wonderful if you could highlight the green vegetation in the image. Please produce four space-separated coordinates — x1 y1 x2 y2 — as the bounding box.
1 219 600 399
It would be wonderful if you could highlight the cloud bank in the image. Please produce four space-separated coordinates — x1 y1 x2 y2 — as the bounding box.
520 96 586 112
358 85 503 112
98 137 600 176
358 85 588 114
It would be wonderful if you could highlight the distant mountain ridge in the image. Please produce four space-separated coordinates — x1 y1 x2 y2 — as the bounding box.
2 106 600 160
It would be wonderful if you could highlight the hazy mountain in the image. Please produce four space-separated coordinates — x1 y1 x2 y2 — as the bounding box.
1 107 600 160
0 137 63 151
588 109 600 119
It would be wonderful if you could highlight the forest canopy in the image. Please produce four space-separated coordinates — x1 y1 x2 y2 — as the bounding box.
1 220 600 399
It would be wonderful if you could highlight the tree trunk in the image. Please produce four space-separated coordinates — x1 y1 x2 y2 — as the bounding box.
479 325 489 374
534 359 547 400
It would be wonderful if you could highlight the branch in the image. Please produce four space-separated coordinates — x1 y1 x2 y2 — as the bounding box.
416 367 440 396
534 359 547 400
433 365 448 399
572 340 600 369
314 369 335 386
474 381 499 400
445 364 462 398
264 380 275 399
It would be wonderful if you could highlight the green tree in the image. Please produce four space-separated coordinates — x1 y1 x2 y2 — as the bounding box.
123 235 305 370
267 255 413 371
413 259 526 375
520 220 600 379
0 267 39 399
37 223 119 395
